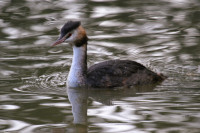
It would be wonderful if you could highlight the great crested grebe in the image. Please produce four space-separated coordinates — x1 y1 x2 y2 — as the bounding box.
52 21 165 88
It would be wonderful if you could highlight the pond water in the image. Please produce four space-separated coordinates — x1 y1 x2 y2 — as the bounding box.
0 0 200 132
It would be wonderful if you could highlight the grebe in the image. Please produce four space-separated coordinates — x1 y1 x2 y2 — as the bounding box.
52 21 165 88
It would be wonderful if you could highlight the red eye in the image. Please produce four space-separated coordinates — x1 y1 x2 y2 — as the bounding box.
67 33 72 38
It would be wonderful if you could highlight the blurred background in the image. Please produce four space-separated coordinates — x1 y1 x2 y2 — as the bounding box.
0 0 200 132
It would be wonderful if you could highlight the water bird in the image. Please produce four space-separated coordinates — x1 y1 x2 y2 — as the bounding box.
52 21 165 88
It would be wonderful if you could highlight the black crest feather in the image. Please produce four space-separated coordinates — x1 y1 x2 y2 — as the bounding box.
60 21 81 35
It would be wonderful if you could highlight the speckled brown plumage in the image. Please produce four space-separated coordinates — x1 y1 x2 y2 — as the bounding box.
87 60 165 88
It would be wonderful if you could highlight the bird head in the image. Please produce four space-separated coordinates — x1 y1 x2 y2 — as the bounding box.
52 21 88 47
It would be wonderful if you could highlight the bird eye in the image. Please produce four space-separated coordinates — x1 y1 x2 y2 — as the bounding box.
67 33 72 38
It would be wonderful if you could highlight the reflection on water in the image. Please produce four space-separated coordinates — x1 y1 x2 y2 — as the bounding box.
0 0 200 132
11 83 158 132
67 87 88 125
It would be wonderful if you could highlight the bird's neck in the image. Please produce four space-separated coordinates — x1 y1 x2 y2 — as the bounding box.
67 44 87 88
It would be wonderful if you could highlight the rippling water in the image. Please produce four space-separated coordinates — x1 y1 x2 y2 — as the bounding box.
0 0 200 132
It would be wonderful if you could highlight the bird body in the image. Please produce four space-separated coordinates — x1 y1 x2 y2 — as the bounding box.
52 21 165 88
87 60 163 88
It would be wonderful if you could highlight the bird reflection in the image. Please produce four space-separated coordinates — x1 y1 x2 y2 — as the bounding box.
50 84 157 133
67 86 88 125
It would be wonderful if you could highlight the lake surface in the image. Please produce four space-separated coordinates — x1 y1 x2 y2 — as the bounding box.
0 0 200 133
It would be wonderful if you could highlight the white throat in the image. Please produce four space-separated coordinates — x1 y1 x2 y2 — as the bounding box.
67 44 87 88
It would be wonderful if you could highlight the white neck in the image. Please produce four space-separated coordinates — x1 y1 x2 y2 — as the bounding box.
67 44 87 88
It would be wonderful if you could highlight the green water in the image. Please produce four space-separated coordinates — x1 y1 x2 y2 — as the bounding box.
0 0 200 133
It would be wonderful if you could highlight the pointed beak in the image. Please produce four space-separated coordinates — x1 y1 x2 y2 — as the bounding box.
51 35 67 46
